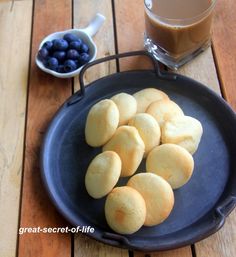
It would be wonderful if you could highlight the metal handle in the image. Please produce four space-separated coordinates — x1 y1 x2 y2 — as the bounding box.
215 195 236 218
79 50 162 93
102 232 131 245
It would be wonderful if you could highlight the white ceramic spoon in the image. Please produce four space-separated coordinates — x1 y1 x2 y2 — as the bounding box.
35 13 106 78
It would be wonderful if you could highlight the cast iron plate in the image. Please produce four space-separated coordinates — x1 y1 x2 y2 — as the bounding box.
41 69 236 251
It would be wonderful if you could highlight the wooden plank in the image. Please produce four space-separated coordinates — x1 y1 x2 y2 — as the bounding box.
211 0 236 111
114 0 153 71
75 233 129 257
0 1 32 257
195 211 236 257
134 247 192 257
73 1 128 256
73 0 116 91
17 1 73 257
178 48 221 94
114 0 192 256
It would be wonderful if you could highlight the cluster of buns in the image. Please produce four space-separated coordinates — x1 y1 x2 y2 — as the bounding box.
84 88 203 234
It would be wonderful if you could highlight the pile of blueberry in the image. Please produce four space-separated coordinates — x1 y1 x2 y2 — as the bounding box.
38 33 90 73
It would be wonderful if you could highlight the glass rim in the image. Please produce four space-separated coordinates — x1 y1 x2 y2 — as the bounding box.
144 0 217 23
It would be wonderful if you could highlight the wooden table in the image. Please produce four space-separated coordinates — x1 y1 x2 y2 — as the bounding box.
0 0 235 256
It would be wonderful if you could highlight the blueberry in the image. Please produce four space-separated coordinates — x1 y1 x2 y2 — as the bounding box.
57 65 65 73
46 57 59 71
78 53 90 65
42 41 53 51
66 49 79 60
63 33 78 42
69 39 82 51
80 43 89 53
53 51 66 62
74 60 79 68
42 56 50 66
52 39 69 51
64 60 77 72
38 47 49 60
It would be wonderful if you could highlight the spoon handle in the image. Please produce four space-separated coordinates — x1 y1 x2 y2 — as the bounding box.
82 13 106 37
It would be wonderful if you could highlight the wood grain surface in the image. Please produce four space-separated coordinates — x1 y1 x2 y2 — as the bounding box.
178 48 221 95
195 211 236 257
17 1 73 257
73 1 128 256
114 0 154 71
134 247 192 257
212 0 236 111
0 1 32 257
75 233 129 257
73 0 117 91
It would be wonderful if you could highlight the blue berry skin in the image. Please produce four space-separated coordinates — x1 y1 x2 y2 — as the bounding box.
52 39 69 51
69 39 82 51
42 41 53 51
80 43 89 53
66 49 79 60
53 51 66 62
38 47 49 60
42 56 50 66
63 33 78 42
74 60 79 68
78 53 90 65
46 57 59 71
57 65 65 73
64 59 77 72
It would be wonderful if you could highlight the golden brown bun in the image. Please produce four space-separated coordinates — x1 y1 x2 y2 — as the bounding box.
85 151 121 199
146 99 184 127
103 126 145 177
127 173 174 226
146 144 194 189
85 99 119 147
133 88 169 113
161 115 203 154
128 113 161 157
111 93 137 125
105 186 146 234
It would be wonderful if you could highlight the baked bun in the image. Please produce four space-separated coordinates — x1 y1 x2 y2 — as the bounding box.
133 88 169 113
111 93 137 125
146 144 194 189
105 186 146 234
127 173 174 226
85 99 119 147
161 116 203 154
103 126 145 177
85 151 121 199
128 113 161 157
146 99 184 127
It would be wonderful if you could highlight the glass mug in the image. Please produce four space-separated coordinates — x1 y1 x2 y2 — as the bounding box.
144 0 217 69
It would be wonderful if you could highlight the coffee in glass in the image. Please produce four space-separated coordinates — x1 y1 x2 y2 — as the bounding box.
144 0 217 69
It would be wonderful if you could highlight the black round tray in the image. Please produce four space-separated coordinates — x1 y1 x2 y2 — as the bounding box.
41 51 236 251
